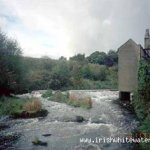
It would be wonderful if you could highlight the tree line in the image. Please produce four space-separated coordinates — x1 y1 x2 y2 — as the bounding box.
0 30 118 96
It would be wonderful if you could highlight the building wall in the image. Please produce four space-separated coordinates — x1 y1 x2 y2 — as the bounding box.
118 40 141 92
144 29 150 49
145 38 150 49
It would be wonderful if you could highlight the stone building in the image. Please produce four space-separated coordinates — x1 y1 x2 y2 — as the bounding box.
118 29 150 100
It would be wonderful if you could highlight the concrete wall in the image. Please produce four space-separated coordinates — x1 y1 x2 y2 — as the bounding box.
118 39 141 92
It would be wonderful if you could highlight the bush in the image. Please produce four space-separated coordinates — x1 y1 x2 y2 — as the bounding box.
42 89 53 98
48 60 71 90
23 98 42 112
48 91 68 103
68 93 92 109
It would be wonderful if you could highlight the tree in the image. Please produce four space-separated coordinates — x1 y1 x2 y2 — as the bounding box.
70 53 85 62
70 61 83 89
87 51 107 65
105 50 118 66
59 56 67 61
82 64 107 81
0 30 23 95
48 60 70 90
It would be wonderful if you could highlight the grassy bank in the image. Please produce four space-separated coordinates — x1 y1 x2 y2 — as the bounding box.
0 96 42 116
0 96 25 116
42 90 92 109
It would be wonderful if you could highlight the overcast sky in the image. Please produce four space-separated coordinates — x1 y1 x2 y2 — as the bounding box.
0 0 150 58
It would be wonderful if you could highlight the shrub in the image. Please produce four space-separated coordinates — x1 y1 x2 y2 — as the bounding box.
68 93 92 109
79 97 92 109
23 98 42 112
48 91 68 103
42 89 52 98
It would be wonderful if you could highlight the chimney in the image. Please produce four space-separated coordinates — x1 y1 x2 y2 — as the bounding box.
145 29 150 49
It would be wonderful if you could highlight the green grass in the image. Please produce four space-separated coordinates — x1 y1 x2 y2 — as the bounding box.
42 90 92 109
0 96 43 116
42 89 53 98
48 91 68 102
0 96 25 115
67 97 92 109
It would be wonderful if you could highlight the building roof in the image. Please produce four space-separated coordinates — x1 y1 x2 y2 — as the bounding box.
118 39 138 52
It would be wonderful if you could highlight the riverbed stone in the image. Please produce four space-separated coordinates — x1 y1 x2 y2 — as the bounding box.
75 116 85 123
42 133 52 137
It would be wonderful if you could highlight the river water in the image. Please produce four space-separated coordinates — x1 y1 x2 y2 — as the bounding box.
0 90 138 150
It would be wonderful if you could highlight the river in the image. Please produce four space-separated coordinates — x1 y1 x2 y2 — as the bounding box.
0 90 138 150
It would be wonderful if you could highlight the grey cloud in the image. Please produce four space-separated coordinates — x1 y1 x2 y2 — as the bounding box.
0 0 150 58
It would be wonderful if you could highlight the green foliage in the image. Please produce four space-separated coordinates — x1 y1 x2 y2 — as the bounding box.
107 66 118 87
87 51 107 65
0 96 44 116
0 30 23 95
139 116 150 132
70 53 85 62
138 60 150 103
87 50 118 66
140 143 150 150
48 91 68 103
139 117 150 150
67 97 92 109
133 90 147 121
133 60 150 121
0 29 118 93
0 31 21 56
0 96 25 115
70 61 83 89
49 60 71 90
106 50 118 66
133 60 150 149
42 89 53 98
81 64 107 81
22 57 118 91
